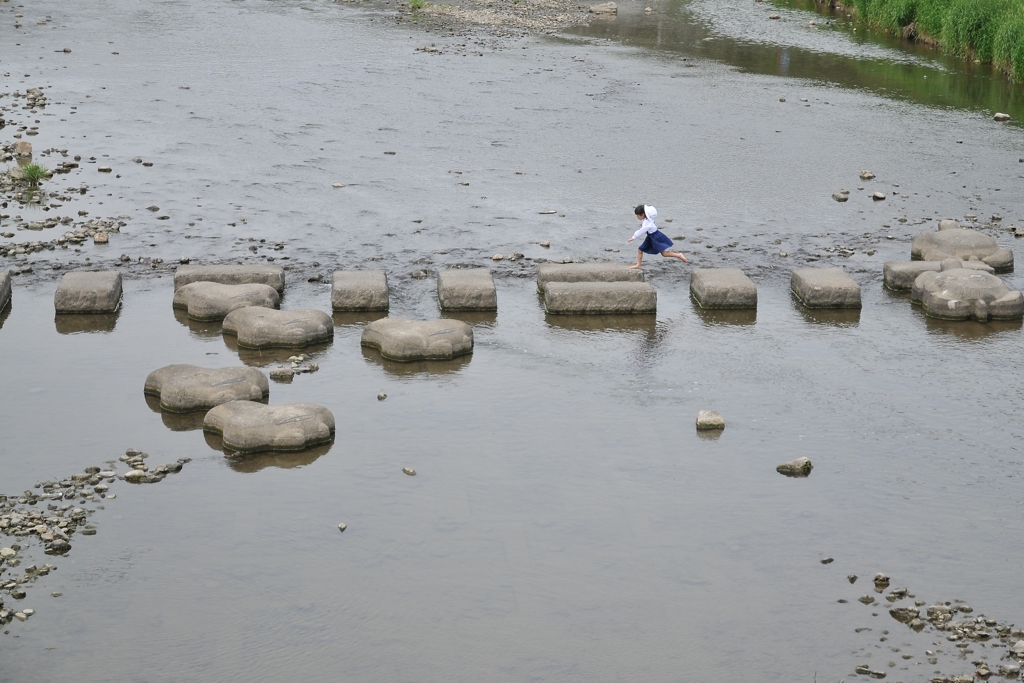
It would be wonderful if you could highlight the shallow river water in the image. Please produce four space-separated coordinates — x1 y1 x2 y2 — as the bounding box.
2 0 1024 680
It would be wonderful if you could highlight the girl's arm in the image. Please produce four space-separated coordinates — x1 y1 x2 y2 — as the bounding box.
630 226 648 241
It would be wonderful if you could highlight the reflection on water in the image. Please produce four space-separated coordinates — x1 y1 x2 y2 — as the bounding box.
691 303 757 326
143 393 209 432
442 310 498 328
913 305 1024 339
222 334 333 367
544 312 659 336
0 300 11 330
793 300 861 327
332 310 389 328
54 310 120 334
205 431 334 471
696 427 724 441
172 306 223 339
360 345 473 376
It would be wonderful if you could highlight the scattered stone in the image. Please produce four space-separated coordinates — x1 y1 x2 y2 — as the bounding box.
768 13 780 18
890 606 920 623
269 368 295 382
93 232 109 245
172 282 280 321
994 112 1010 122
337 523 347 532
492 254 503 261
832 192 848 202
0 271 10 311
174 264 286 293
820 557 834 565
332 183 345 188
589 1 617 13
377 392 387 401
536 262 644 292
144 365 269 412
848 574 858 584
539 241 550 247
97 166 112 173
331 270 390 312
543 281 657 314
776 457 813 477
53 271 122 313
911 260 1024 321
872 191 886 200
859 595 876 605
222 308 334 349
882 259 993 291
689 268 757 309
938 219 960 230
860 170 875 180
361 317 474 361
402 467 417 476
874 573 890 587
790 267 862 309
437 268 497 311
695 410 725 430
203 401 335 453
911 227 1014 271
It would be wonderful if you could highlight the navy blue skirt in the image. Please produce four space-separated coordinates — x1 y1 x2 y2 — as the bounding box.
638 230 674 255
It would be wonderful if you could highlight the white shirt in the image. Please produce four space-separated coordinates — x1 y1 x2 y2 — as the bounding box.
631 205 658 241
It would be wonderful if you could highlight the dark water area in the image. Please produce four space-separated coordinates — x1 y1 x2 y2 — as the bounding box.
2 0 1024 680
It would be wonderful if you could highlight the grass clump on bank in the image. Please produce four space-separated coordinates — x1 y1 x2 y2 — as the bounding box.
19 163 48 187
837 0 1024 79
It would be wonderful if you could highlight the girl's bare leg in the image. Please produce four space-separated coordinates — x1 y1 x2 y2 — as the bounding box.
661 250 688 263
630 250 644 269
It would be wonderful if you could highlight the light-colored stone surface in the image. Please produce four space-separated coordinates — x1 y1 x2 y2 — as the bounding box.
172 282 280 321
911 260 1024 321
437 268 497 311
536 263 644 292
696 410 725 430
331 270 389 312
790 268 861 309
544 281 656 314
883 260 994 291
204 401 335 453
144 364 269 412
777 457 813 477
361 317 473 361
222 308 333 349
911 228 1013 272
589 1 617 13
54 271 122 313
0 271 10 312
174 264 286 292
938 219 960 231
690 268 757 309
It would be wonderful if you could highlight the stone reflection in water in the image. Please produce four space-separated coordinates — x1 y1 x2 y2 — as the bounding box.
543 312 658 336
223 333 331 367
144 393 208 432
216 438 334 473
794 303 861 327
173 306 223 339
360 345 473 376
442 310 498 328
917 308 1023 339
331 310 389 328
691 304 757 327
53 310 120 335
0 300 11 331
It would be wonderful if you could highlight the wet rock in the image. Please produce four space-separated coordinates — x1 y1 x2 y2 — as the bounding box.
222 308 333 349
377 392 387 401
883 260 993 291
54 271 122 313
820 557 834 564
909 618 926 631
858 595 876 605
860 170 875 180
543 282 657 314
491 254 503 261
776 457 813 477
911 227 1013 272
890 606 920 623
438 268 497 311
203 401 335 453
872 191 886 200
536 262 644 292
790 267 861 309
689 268 757 309
403 467 417 475
832 192 848 202
695 410 725 430
911 262 1024 321
98 166 112 173
848 574 858 583
93 232 108 244
361 317 473 361
144 365 269 412
589 2 617 13
174 264 286 293
994 112 1010 122
172 282 280 321
331 270 389 312
539 241 551 247
14 141 32 158
269 368 294 382
938 219 960 231
337 523 347 532
0 271 10 311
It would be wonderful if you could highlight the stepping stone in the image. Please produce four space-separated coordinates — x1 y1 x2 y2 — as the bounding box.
54 271 122 313
331 270 389 312
203 401 335 453
689 268 757 309
0 271 10 312
790 267 861 309
437 268 497 311
696 410 725 430
144 364 269 412
361 317 473 361
222 308 333 349
911 259 1024 322
172 282 280 321
543 282 656 314
911 227 1013 272
536 263 644 292
882 260 993 291
174 264 286 292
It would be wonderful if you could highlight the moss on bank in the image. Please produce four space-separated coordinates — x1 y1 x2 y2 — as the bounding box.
807 0 1024 80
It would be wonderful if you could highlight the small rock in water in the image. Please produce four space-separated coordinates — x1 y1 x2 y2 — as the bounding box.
859 170 875 180
51 592 62 597
832 192 848 202
859 595 876 605
492 254 504 261
588 2 617 14
93 232 108 244
539 210 557 215
820 557 834 565
98 166 112 173
332 183 345 188
776 457 812 477
377 392 387 401
402 467 416 476
872 192 886 200
695 410 724 430
768 13 780 19
539 241 550 247
994 112 1010 122
337 523 347 532
269 368 295 382
848 574 858 584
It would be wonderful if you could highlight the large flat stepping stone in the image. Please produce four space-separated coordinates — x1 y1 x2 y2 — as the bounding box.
361 317 473 361
911 259 1024 321
203 401 335 453
0 271 10 312
332 270 389 311
689 268 757 309
790 268 861 309
174 264 286 292
222 308 333 349
144 364 269 412
437 268 497 311
883 260 993 291
54 271 122 313
172 282 280 321
911 228 1013 272
543 282 656 314
536 263 644 292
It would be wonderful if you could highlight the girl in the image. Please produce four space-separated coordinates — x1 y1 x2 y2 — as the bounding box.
628 204 688 269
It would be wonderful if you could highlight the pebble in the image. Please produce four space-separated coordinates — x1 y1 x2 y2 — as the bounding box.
332 183 345 188
492 253 503 260
859 170 875 180
51 592 62 597
377 392 387 401
872 191 886 200
539 241 550 247
337 523 347 532
848 574 858 583
820 557 834 564
97 166 112 173
402 467 416 476
994 112 1010 121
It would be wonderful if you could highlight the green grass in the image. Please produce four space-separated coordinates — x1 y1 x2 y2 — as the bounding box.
19 162 47 186
409 0 426 10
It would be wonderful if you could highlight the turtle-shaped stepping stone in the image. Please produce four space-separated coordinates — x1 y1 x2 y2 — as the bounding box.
911 259 1024 322
361 317 473 361
144 365 270 412
912 227 1013 272
203 401 335 453
222 308 333 349
172 282 280 321
174 264 285 292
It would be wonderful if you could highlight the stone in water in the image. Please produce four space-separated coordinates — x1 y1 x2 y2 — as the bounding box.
911 260 1024 321
144 364 269 412
361 317 473 362
537 262 644 292
222 308 333 349
790 268 861 309
0 271 11 312
54 271 122 313
174 264 286 292
173 282 280 321
695 410 725 430
543 282 656 314
911 227 1013 272
204 401 335 453
331 270 389 312
776 457 813 477
437 268 497 311
689 268 757 309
